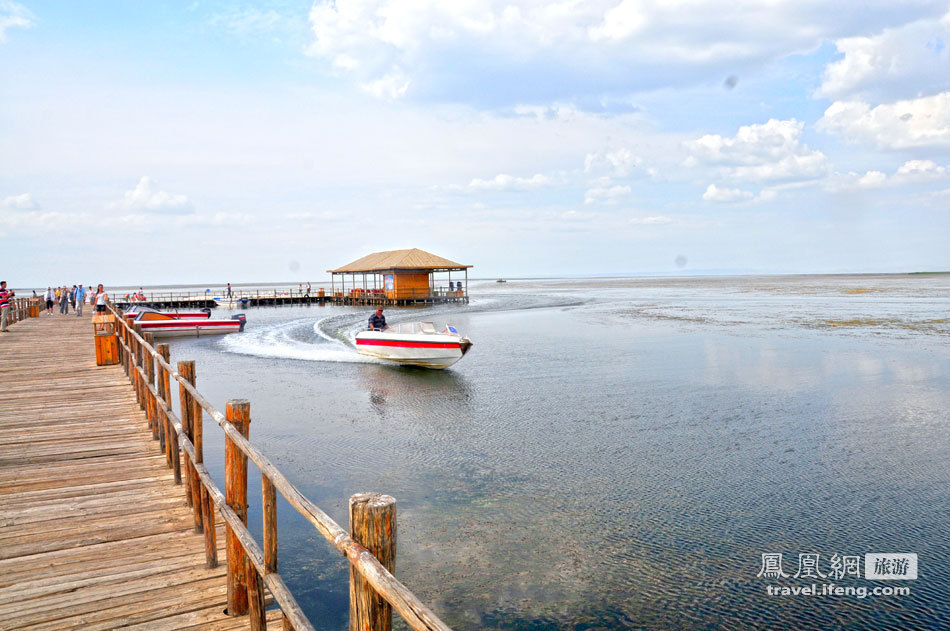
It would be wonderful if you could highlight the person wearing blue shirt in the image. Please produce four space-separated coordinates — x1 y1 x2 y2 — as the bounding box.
368 307 388 331
75 284 86 317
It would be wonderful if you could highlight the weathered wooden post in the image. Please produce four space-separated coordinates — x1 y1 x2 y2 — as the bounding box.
263 475 277 574
143 333 157 438
201 484 217 568
133 324 144 409
120 322 129 375
246 555 267 631
349 493 396 631
225 399 251 616
257 472 279 628
178 361 195 507
156 344 169 454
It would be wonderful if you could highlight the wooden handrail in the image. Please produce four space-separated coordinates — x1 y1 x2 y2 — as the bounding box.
108 304 453 631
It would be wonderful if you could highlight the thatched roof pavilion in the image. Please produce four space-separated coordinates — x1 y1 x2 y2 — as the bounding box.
328 248 471 304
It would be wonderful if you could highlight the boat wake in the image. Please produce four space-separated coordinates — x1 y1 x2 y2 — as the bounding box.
218 316 377 364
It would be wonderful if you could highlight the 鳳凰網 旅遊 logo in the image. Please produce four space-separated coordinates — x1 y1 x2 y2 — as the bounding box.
756 552 917 599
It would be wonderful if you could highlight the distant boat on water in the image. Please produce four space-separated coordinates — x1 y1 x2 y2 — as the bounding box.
496 279 507 283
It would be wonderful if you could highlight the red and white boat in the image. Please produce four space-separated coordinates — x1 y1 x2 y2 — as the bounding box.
123 305 212 322
355 322 473 369
129 307 246 338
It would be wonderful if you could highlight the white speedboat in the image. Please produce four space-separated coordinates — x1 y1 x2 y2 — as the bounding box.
355 322 473 369
123 305 212 322
129 308 246 338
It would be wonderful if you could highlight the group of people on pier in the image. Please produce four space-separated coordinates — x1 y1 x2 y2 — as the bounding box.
41 285 87 316
33 284 110 317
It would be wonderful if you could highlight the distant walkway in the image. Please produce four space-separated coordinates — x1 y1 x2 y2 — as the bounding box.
0 313 280 630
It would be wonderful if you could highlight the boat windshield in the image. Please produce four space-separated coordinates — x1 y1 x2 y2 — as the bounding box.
390 322 437 335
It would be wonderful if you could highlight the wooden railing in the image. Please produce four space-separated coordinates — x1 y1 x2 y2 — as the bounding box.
4 297 40 326
113 286 468 305
115 288 322 303
107 304 452 631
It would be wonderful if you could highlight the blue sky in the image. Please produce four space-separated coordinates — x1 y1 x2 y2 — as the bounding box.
2 1 949 286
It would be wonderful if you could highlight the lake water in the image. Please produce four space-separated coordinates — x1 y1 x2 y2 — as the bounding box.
164 274 949 631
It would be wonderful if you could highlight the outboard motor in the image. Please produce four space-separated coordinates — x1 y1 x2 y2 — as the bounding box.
231 313 247 332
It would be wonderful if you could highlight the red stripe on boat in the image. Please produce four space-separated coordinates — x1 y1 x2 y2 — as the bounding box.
357 339 459 349
139 321 239 328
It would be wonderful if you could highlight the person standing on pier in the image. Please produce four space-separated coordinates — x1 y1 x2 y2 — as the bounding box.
368 307 389 331
45 287 54 315
75 284 86 317
59 286 69 315
0 281 13 332
94 284 109 314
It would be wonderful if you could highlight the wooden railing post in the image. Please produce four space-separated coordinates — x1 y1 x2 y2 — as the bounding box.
178 361 202 533
247 555 266 631
225 399 251 616
120 323 128 375
349 493 396 631
156 344 169 455
143 333 158 439
178 361 195 505
263 475 277 573
133 324 144 410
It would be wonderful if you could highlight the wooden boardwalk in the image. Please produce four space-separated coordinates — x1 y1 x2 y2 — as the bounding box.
0 313 281 630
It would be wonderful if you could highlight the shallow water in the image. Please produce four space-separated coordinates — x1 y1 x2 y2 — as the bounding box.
165 274 950 630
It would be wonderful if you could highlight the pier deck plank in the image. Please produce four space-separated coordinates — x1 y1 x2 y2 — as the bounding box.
0 313 282 630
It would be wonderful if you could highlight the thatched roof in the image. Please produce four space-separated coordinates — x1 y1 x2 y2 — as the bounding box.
328 248 472 273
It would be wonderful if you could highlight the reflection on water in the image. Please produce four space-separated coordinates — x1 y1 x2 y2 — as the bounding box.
167 275 950 631
359 364 474 421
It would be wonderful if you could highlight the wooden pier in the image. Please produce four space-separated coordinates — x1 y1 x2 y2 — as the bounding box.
112 286 469 311
0 313 282 630
0 301 454 631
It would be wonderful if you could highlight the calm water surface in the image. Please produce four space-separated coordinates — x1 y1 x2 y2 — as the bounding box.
166 275 950 630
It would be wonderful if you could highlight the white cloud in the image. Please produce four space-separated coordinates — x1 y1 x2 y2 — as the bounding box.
108 177 193 214
361 69 410 100
896 159 947 179
306 0 945 103
468 173 551 191
208 7 286 37
0 1 33 43
1 192 38 210
818 10 950 102
826 160 948 191
585 148 640 176
561 210 595 221
628 215 673 225
176 211 253 227
817 92 950 149
858 171 888 188
685 119 829 183
702 184 754 203
584 180 632 205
